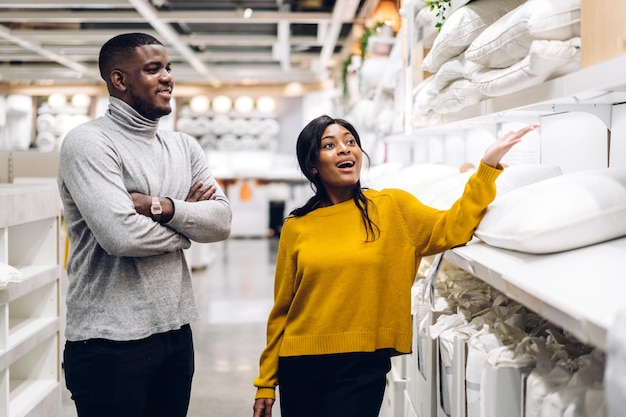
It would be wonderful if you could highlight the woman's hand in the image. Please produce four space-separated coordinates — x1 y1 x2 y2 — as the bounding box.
482 123 540 168
253 398 275 417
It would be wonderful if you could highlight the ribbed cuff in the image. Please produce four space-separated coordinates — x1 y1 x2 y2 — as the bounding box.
477 160 503 183
255 387 276 400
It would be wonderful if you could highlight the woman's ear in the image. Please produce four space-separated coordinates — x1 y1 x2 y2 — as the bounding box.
312 168 318 174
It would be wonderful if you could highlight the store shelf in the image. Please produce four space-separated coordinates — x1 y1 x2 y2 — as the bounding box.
431 54 626 128
444 236 626 350
0 181 61 417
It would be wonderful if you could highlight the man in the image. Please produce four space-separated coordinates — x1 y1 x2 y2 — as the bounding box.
58 32 231 417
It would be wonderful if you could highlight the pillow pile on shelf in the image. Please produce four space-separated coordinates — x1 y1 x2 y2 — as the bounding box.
0 262 22 287
176 105 280 152
413 257 607 417
412 0 581 126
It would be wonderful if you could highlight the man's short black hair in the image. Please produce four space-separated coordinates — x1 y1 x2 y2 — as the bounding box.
98 33 163 80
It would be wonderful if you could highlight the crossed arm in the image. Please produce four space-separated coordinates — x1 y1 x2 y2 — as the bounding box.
130 181 218 222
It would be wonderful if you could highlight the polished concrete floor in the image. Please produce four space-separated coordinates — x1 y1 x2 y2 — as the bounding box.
62 237 281 417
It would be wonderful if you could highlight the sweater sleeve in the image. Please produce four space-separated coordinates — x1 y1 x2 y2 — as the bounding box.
163 134 232 243
58 125 189 257
394 160 502 256
254 218 297 400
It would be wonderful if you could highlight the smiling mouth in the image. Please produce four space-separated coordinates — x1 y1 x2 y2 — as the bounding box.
337 161 355 169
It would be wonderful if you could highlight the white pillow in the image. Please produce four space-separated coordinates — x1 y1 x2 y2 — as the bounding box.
434 53 484 90
430 78 485 115
495 164 563 195
465 0 580 68
0 262 22 287
475 167 626 254
422 0 526 73
472 38 581 97
418 164 562 209
375 163 459 195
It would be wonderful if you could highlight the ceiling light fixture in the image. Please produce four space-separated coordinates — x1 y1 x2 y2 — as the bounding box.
370 0 401 32
234 96 255 114
48 93 67 109
189 95 210 114
243 8 253 19
256 96 277 114
212 95 232 114
285 82 304 97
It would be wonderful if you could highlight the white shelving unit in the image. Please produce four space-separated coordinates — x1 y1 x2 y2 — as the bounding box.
0 181 61 417
380 6 626 415
445 237 626 351
413 54 626 352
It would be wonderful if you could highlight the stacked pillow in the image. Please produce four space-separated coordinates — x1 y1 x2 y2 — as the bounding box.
422 0 526 73
465 0 580 68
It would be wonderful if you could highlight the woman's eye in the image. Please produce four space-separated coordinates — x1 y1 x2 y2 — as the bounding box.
323 142 334 149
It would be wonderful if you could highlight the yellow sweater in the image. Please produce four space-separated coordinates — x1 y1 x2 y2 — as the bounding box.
254 161 502 400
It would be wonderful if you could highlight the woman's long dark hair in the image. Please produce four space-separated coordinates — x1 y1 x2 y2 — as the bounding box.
290 115 380 242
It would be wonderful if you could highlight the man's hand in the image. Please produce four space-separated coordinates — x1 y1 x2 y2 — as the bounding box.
129 181 217 223
186 181 217 202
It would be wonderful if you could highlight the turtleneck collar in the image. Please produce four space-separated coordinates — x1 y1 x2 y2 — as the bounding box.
106 96 160 139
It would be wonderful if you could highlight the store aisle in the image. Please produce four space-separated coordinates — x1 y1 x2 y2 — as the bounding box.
62 237 280 417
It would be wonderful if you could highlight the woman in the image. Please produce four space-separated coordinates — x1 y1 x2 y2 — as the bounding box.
252 115 538 417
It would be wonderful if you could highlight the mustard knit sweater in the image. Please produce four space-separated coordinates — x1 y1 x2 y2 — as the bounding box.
254 161 502 400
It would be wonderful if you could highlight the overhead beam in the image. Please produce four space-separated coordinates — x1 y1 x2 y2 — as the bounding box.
0 10 332 24
318 0 361 77
126 0 221 87
0 24 100 80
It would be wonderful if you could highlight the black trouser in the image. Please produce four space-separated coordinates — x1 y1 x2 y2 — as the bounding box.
277 349 391 417
63 324 194 417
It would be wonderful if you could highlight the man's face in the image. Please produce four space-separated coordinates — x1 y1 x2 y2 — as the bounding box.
121 44 174 120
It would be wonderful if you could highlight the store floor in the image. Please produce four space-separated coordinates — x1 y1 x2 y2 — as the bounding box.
61 237 281 417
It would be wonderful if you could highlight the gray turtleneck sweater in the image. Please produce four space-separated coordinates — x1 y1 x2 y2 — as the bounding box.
58 97 232 342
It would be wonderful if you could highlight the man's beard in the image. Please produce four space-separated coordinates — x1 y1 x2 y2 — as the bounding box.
131 92 172 121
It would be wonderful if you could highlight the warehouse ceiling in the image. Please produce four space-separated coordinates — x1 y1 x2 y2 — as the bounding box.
0 0 376 88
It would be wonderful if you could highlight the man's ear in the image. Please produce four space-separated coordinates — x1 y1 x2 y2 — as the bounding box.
110 69 127 92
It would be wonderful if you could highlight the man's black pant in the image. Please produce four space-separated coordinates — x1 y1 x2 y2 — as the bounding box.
64 324 194 417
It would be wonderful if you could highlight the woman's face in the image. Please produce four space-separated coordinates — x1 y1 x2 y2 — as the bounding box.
314 123 363 199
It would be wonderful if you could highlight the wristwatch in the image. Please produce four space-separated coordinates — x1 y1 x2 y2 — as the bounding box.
150 196 163 222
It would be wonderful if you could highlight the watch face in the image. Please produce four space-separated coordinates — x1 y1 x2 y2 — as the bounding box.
151 197 163 215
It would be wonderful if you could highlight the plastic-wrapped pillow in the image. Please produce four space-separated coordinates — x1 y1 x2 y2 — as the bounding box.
465 0 580 68
475 167 626 254
422 0 526 73
434 53 484 90
0 263 22 287
472 38 580 97
430 78 485 115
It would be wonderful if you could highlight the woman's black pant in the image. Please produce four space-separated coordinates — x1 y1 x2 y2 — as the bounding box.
278 349 392 417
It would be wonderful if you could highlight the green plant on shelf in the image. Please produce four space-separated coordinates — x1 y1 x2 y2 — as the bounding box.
340 21 386 100
359 21 385 61
427 0 451 31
